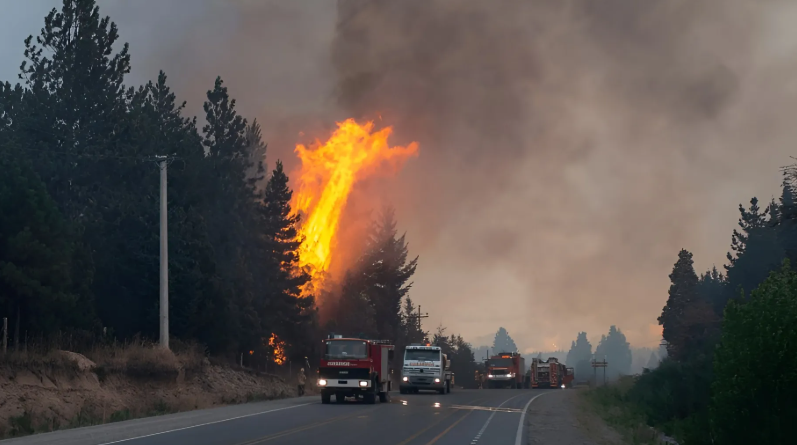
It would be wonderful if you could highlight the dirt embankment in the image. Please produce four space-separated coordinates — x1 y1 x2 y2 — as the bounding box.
0 346 294 439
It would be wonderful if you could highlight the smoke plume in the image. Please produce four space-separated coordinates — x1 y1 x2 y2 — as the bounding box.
91 0 797 350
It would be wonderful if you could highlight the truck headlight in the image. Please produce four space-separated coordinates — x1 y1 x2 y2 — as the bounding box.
402 376 409 382
318 379 327 386
359 381 369 387
434 378 440 383
488 374 494 378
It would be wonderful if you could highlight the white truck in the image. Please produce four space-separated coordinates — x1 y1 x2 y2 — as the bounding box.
399 344 453 394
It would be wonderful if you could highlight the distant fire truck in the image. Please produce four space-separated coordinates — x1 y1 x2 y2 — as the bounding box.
531 357 573 389
486 352 526 389
400 343 453 394
317 335 394 404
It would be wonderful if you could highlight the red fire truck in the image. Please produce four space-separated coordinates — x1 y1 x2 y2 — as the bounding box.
317 335 394 404
563 366 575 388
486 352 526 389
531 357 573 388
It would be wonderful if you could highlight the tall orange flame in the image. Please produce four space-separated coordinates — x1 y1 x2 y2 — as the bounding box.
292 118 419 294
268 333 286 365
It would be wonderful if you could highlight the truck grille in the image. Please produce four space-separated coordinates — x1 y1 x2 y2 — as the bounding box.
318 367 370 380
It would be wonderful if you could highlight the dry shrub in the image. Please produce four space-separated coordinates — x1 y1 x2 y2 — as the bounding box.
0 350 82 372
87 342 175 378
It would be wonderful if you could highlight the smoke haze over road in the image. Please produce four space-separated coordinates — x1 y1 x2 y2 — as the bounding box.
3 0 797 351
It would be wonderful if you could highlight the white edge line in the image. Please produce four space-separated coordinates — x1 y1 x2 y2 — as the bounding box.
514 391 554 445
471 391 528 443
97 402 313 445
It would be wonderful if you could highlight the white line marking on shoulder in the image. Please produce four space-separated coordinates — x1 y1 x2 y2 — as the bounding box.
514 391 554 445
97 402 313 445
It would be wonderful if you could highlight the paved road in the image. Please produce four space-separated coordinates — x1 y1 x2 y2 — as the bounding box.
1 389 558 445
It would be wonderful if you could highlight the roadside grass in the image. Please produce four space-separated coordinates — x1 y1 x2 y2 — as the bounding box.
581 377 669 445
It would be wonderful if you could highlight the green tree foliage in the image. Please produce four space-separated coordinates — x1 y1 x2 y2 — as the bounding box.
331 206 418 343
724 197 784 302
0 152 93 342
620 179 797 444
566 331 593 379
430 325 479 388
710 262 797 444
0 0 318 360
594 326 632 379
659 249 719 362
491 327 518 353
697 266 727 317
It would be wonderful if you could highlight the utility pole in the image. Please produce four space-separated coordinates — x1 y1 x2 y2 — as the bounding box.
416 305 429 332
155 155 172 350
2 317 6 355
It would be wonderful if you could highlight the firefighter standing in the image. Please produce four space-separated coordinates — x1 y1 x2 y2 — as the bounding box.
297 368 307 396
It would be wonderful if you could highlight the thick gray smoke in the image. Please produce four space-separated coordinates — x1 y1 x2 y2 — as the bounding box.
326 0 797 350
10 0 790 350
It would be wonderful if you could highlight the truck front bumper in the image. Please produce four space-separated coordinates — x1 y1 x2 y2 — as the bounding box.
400 375 445 390
317 378 372 389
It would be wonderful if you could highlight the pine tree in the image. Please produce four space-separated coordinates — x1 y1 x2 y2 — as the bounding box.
17 0 132 222
660 249 719 362
0 151 94 341
258 161 313 348
358 206 418 341
660 249 699 360
725 197 784 300
777 177 797 267
244 119 267 190
697 266 727 317
492 327 518 353
566 331 593 379
594 326 632 379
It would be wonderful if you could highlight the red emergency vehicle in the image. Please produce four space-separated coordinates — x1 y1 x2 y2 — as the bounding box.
531 357 573 388
317 335 394 404
486 352 526 389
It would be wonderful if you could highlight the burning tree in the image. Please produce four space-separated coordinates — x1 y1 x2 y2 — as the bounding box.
290 119 419 299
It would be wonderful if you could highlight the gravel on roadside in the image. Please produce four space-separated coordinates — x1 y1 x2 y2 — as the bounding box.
526 389 625 445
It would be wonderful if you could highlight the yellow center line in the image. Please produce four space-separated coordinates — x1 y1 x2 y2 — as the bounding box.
393 398 482 445
423 409 473 445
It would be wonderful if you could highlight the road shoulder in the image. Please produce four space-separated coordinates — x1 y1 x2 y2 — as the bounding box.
525 389 625 445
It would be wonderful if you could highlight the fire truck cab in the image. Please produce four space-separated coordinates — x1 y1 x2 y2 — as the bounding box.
400 344 453 394
486 352 526 389
317 335 394 404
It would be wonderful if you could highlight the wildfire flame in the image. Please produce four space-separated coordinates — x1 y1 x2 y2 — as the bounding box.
292 118 419 293
268 333 286 365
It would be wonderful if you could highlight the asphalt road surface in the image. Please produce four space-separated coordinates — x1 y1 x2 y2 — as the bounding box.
1 389 561 445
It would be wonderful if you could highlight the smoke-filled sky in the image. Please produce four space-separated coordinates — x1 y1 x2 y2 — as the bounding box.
4 0 797 352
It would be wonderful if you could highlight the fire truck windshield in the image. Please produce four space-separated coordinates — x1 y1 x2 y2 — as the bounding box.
404 349 440 361
487 358 513 367
325 340 368 359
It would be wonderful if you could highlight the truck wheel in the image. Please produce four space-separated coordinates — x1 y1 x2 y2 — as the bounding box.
448 382 452 393
379 391 390 403
321 392 331 404
399 388 407 395
335 393 346 403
